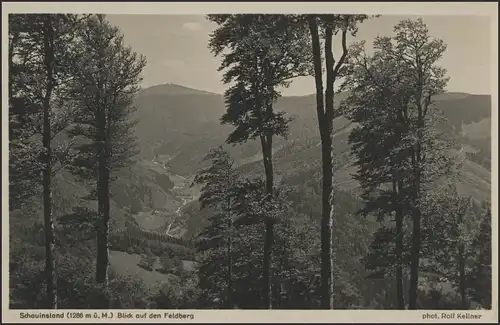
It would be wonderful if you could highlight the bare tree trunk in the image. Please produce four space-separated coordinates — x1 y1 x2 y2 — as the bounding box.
226 192 233 309
408 112 423 309
96 154 110 285
42 14 57 309
458 243 468 309
393 179 405 309
260 55 276 309
308 15 335 309
94 24 110 289
95 76 110 289
260 133 274 309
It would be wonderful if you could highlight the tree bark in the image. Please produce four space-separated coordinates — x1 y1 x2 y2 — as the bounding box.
96 152 110 285
458 244 468 309
308 15 335 310
408 107 423 309
226 186 233 309
260 133 274 309
259 54 275 310
42 14 57 309
393 179 405 309
95 46 110 286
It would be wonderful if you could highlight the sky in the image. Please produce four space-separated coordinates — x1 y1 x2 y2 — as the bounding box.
107 14 492 96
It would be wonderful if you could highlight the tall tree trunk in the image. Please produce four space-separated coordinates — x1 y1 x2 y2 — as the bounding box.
95 78 110 287
260 133 274 309
96 154 110 284
393 179 405 309
320 132 334 310
458 243 468 309
95 28 110 288
42 14 57 309
260 55 275 309
226 193 233 309
408 126 422 309
308 15 335 310
323 22 337 310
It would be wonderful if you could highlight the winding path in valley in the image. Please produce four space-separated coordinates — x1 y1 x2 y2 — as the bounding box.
151 156 197 237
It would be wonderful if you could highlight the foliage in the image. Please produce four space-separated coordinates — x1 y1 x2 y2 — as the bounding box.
208 14 312 144
467 203 492 309
67 14 146 182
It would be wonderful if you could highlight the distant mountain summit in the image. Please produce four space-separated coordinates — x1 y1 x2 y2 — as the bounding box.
138 83 218 97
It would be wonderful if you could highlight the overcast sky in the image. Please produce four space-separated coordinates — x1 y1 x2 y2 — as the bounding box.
107 14 491 96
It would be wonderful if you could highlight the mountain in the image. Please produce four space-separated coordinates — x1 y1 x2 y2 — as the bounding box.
40 84 491 242
95 83 487 241
133 84 491 182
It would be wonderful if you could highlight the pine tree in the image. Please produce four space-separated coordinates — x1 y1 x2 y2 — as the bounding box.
67 14 146 287
192 147 239 308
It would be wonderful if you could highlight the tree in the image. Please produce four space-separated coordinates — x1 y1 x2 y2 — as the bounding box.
8 14 43 211
8 13 84 308
468 202 492 309
340 35 416 309
138 249 156 271
340 18 454 309
68 14 146 287
306 14 368 309
421 185 476 309
192 147 240 308
388 19 451 309
207 14 312 309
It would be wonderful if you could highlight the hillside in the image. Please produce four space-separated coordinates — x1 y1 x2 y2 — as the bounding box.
32 84 491 245
132 84 492 202
24 84 489 291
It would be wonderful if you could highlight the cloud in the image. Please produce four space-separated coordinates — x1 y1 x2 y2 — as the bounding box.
182 22 203 31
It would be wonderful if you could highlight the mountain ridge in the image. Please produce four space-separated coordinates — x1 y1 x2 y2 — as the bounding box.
137 82 492 101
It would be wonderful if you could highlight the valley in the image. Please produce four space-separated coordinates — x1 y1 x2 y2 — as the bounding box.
117 84 492 246
130 152 200 238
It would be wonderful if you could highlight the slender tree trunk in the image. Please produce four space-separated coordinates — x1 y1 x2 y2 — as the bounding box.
408 134 422 309
408 164 421 309
95 87 110 287
226 192 233 309
458 243 468 309
393 179 405 309
260 55 276 309
42 14 57 309
96 156 110 284
320 133 334 310
308 16 335 309
260 133 274 309
324 22 337 310
94 27 110 289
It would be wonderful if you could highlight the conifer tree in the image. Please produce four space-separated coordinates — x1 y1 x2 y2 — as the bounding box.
192 147 239 308
68 14 146 287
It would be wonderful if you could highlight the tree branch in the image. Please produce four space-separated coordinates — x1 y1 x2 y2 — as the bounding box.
332 18 349 78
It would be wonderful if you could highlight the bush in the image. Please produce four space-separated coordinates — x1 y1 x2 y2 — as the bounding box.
10 247 154 309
